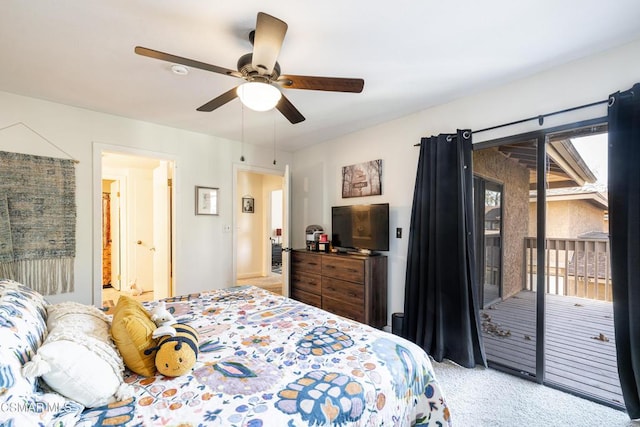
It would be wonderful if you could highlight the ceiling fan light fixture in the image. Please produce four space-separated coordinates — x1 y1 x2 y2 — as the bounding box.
237 82 281 111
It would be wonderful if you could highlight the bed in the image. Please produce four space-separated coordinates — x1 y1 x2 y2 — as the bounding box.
0 281 451 426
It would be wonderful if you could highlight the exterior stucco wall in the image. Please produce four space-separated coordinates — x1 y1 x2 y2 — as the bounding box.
473 147 530 299
529 200 606 238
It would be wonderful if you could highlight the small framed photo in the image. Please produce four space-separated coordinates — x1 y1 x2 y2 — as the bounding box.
242 196 254 213
196 186 219 215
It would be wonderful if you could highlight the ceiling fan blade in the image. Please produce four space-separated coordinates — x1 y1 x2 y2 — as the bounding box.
135 46 242 78
276 94 305 124
196 87 239 112
251 12 287 76
277 75 364 93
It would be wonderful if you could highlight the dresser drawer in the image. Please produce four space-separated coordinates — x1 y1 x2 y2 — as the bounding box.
322 296 364 323
322 256 364 283
291 288 322 308
322 276 364 306
291 270 322 295
291 251 322 274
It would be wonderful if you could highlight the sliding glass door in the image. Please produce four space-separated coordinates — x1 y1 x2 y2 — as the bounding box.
473 137 539 378
542 127 621 407
473 120 623 408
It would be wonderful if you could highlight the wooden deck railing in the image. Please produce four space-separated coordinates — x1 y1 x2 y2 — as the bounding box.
524 237 612 301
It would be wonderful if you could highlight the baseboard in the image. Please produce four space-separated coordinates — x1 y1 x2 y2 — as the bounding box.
237 271 264 280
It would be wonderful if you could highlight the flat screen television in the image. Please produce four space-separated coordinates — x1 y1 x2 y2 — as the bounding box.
331 203 389 254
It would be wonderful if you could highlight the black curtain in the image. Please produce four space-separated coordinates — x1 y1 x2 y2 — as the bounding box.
608 83 640 419
402 129 486 368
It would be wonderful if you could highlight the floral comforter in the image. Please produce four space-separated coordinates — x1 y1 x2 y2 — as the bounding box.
80 286 451 426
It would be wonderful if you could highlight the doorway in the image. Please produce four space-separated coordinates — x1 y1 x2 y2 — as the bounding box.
235 168 287 295
100 152 175 305
270 189 283 275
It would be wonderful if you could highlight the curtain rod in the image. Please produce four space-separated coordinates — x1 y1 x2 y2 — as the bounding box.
413 96 619 146
473 98 608 135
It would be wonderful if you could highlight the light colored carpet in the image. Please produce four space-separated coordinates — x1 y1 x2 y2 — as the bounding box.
431 359 638 427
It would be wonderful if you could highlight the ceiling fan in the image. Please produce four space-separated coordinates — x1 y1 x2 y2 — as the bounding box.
135 12 364 124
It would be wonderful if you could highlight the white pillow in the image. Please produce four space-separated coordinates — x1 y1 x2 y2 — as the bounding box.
22 301 131 408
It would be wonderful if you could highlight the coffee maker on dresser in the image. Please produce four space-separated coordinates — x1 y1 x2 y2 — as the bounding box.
305 225 324 251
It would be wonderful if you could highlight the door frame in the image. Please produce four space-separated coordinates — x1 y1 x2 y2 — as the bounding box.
103 174 128 291
92 143 178 305
473 175 504 308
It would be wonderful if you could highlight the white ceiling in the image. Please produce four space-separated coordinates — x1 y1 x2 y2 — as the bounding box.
2 1 640 152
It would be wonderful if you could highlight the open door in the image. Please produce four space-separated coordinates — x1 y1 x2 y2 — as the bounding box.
152 161 172 299
282 165 291 297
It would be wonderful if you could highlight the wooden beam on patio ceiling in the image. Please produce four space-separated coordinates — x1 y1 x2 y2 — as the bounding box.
500 143 576 187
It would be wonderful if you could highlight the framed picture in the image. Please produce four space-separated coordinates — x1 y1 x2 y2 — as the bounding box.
195 186 219 215
242 196 254 213
342 159 383 198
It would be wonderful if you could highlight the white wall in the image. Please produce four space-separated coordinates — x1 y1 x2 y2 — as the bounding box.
271 189 283 233
291 38 640 327
0 91 292 305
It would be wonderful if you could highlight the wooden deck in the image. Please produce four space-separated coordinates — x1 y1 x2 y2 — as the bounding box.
481 290 623 408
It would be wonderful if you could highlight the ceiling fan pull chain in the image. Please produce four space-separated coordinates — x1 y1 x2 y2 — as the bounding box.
240 103 245 162
273 114 277 165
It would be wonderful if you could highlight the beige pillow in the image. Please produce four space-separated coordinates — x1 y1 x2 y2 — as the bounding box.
22 301 130 407
110 295 158 377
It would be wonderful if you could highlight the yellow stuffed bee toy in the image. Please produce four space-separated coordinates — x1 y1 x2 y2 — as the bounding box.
144 323 199 377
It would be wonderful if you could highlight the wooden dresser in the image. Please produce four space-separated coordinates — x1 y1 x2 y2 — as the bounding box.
290 249 387 329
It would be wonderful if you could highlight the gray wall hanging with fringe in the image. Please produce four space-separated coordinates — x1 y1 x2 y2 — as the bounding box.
0 151 76 295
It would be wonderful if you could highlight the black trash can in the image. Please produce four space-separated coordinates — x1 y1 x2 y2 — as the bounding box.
391 312 404 336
